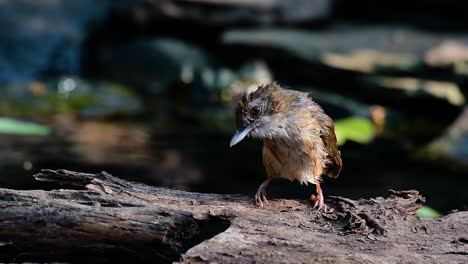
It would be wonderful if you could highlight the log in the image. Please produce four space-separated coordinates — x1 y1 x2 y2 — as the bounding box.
0 169 466 263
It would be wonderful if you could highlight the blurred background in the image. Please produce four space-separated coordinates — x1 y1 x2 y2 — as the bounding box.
1 0 467 215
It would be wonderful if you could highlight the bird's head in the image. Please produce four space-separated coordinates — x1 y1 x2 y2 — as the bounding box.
230 82 289 147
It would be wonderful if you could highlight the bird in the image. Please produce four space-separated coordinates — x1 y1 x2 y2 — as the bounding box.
229 82 342 210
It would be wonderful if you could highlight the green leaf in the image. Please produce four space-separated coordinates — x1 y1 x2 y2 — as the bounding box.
0 118 50 136
334 117 374 146
416 206 441 218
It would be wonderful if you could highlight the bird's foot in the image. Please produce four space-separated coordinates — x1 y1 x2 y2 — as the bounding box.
254 178 272 208
310 193 326 211
255 190 269 208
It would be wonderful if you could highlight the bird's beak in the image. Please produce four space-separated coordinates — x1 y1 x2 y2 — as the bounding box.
230 124 255 147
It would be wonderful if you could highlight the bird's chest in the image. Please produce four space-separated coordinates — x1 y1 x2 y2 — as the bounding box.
262 139 322 184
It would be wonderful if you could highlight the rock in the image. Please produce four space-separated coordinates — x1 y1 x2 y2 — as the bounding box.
423 107 468 167
222 26 449 63
97 37 217 94
222 26 468 77
321 49 420 73
111 0 331 26
424 40 468 82
0 0 109 81
360 76 465 106
425 40 468 66
355 76 464 124
0 77 142 118
454 61 468 78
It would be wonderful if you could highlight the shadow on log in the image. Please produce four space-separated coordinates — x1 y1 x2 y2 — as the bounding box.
0 169 466 263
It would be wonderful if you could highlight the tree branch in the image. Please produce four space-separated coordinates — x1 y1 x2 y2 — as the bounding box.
0 169 465 263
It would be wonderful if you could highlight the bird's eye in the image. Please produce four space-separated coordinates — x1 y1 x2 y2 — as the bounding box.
250 106 261 116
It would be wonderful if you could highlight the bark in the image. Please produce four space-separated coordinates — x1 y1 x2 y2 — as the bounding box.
0 169 466 263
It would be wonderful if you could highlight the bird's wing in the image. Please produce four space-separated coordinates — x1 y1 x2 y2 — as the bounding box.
262 143 282 178
320 120 342 178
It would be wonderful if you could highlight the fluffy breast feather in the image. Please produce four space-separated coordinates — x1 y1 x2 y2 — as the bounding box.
262 136 327 185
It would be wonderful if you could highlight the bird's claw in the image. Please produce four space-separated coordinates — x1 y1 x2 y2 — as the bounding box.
310 194 327 211
255 196 264 208
255 191 268 208
254 178 272 208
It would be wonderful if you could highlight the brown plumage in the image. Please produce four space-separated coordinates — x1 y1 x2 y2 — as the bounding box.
230 82 342 210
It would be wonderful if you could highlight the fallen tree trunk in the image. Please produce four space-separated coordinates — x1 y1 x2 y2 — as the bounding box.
0 169 466 263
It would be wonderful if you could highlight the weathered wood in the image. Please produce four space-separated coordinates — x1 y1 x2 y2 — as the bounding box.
0 169 466 263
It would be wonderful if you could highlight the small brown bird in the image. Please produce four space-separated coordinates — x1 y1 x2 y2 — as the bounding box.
230 83 342 210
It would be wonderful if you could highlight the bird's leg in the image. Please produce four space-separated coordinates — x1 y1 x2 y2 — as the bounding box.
255 178 272 208
310 184 326 211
